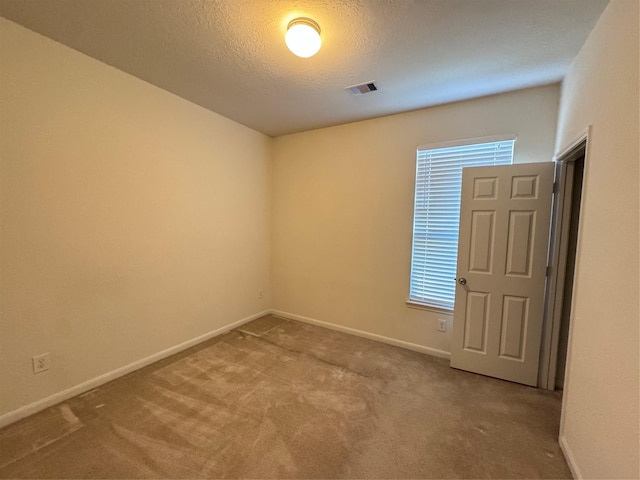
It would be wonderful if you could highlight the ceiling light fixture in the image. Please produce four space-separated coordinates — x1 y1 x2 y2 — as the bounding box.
285 17 321 58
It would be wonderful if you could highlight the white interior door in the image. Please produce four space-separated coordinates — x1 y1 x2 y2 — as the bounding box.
450 162 554 386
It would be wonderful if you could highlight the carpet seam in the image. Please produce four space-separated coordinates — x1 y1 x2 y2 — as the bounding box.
233 329 382 382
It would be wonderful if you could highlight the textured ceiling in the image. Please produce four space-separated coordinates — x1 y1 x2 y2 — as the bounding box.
0 0 609 137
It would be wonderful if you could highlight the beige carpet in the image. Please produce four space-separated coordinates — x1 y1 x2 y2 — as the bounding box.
0 315 571 478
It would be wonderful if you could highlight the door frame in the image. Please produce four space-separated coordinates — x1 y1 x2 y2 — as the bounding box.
538 127 590 390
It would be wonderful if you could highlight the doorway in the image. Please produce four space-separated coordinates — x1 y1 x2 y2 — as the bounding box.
539 138 587 391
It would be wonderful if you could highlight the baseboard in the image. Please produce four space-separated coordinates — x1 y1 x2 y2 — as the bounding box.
271 309 451 360
559 434 582 479
0 310 270 429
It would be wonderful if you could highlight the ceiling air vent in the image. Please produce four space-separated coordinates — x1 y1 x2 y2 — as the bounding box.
346 81 378 96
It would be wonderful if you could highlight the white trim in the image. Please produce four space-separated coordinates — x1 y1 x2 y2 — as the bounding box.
417 133 517 152
538 127 591 391
0 310 270 429
553 126 591 162
554 126 591 439
406 300 453 315
271 309 451 359
555 124 591 477
559 434 582 479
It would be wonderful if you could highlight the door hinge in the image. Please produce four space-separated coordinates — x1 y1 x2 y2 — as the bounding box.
546 265 552 277
552 181 559 194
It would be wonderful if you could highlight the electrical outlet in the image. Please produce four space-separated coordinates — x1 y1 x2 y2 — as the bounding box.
258 290 264 299
437 319 447 332
32 353 50 374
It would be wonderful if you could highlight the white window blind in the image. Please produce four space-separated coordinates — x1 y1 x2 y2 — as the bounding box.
409 139 514 310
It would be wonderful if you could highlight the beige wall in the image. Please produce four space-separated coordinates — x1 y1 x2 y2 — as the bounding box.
554 1 639 478
4 10 635 477
0 19 271 417
272 85 560 354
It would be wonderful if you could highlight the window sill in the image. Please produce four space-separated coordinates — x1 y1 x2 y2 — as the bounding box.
406 300 453 315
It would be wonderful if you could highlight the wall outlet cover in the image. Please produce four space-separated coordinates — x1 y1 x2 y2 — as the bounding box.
32 353 50 374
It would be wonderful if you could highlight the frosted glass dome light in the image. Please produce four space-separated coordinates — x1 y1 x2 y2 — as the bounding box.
285 18 322 58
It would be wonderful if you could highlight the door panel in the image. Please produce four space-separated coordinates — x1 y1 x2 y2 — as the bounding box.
499 295 528 359
469 211 495 273
505 211 535 276
451 162 554 386
463 291 490 352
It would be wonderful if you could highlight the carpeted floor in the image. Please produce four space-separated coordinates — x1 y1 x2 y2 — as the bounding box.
0 315 571 478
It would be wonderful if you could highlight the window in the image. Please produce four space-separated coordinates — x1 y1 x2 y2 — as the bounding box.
409 137 515 311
